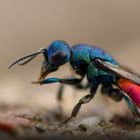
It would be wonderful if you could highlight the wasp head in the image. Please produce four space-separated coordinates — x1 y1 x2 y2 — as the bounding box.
9 40 71 82
39 40 71 81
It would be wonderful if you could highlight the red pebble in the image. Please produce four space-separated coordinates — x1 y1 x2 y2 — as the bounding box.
0 117 32 133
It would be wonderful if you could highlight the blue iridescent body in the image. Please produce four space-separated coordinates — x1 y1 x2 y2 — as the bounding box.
10 40 140 123
43 41 118 85
70 44 118 83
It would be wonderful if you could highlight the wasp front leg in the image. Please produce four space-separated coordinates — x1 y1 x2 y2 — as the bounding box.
33 77 83 85
33 77 84 101
33 77 84 117
33 76 88 102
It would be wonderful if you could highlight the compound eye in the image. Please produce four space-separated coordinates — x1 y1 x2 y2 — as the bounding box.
52 51 67 66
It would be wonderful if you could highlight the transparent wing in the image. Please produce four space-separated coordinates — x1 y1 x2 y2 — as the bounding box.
94 59 140 86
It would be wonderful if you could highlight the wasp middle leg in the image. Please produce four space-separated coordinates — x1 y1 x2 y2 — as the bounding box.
60 84 98 125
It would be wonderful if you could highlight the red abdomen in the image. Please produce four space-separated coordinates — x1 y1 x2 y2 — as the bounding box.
118 78 140 108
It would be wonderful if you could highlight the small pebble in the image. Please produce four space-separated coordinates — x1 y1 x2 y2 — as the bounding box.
35 124 46 133
79 124 87 131
69 117 101 130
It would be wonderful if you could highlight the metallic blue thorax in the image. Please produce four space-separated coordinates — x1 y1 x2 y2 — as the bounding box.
70 44 118 82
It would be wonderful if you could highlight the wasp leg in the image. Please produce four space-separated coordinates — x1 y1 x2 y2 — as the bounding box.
100 75 122 101
101 84 113 96
122 91 140 118
102 84 140 117
110 89 140 118
106 87 140 124
57 81 90 102
102 86 140 124
34 77 85 102
118 91 140 125
38 77 85 118
34 77 89 101
57 84 65 101
56 79 90 119
102 85 123 102
33 77 83 85
74 82 90 90
54 85 65 119
37 77 83 101
57 77 84 102
60 84 98 125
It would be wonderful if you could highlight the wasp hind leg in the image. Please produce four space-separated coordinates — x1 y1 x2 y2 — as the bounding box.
101 84 124 102
102 85 140 125
101 83 140 124
122 91 140 125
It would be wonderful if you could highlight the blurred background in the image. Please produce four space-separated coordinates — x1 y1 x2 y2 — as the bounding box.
0 0 140 120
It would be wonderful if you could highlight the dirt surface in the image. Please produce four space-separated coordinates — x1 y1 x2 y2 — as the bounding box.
0 103 139 140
